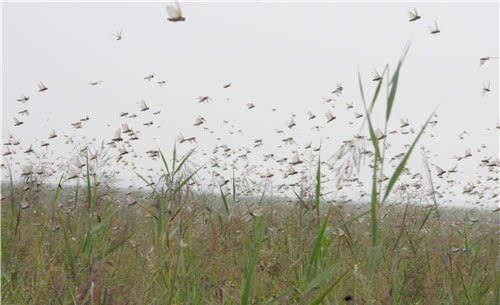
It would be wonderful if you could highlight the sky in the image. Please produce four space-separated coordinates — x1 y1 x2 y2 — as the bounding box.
2 2 499 206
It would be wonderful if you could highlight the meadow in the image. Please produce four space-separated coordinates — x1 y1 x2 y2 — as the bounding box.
2 175 499 304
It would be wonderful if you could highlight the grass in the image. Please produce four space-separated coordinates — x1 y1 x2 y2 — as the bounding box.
2 49 499 304
2 185 499 304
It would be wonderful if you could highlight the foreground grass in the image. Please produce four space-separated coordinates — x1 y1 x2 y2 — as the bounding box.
2 188 499 304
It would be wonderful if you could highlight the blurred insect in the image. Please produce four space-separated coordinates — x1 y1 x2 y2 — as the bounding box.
144 74 154 81
198 96 210 103
37 81 48 92
242 208 264 223
112 129 123 142
285 166 298 177
482 82 490 94
89 81 102 86
118 147 129 156
429 21 440 34
24 145 34 154
218 177 229 186
193 116 206 126
13 117 23 126
463 149 472 158
479 56 499 66
458 131 469 140
448 165 458 173
17 95 29 103
48 130 57 139
326 111 336 123
122 123 132 134
332 82 343 96
372 69 382 81
140 100 149 111
2 147 12 156
113 29 123 40
166 0 185 22
263 169 274 178
307 111 316 120
376 129 386 141
436 166 446 177
21 165 33 176
289 152 303 165
408 8 421 22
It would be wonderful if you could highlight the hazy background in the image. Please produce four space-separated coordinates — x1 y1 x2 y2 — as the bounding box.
2 2 499 206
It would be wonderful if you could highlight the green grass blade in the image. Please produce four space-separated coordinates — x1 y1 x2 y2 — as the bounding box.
315 155 321 224
136 172 161 197
220 187 230 216
172 148 195 177
172 165 204 195
310 207 332 275
305 264 337 293
386 44 410 121
370 158 378 247
293 190 309 210
232 170 236 203
86 155 92 210
359 71 382 160
308 269 348 305
386 68 400 122
241 218 262 305
172 144 177 173
158 195 165 237
89 210 117 235
63 230 75 279
167 252 181 305
159 149 171 176
369 65 387 114
381 112 433 204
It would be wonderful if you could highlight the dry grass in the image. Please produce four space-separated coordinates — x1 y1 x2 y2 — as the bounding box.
1 187 498 304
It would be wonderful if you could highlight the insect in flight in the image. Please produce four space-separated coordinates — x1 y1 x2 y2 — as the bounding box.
166 0 185 22
429 21 440 34
408 8 421 22
37 81 48 92
113 28 123 40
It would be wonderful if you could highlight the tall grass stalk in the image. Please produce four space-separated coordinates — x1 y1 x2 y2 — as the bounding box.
359 45 434 302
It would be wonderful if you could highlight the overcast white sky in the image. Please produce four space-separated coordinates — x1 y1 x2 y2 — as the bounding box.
2 2 499 205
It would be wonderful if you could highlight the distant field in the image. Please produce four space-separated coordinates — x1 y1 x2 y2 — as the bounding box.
2 182 499 304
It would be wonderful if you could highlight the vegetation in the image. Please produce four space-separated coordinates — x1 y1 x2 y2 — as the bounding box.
2 50 499 305
2 180 498 304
